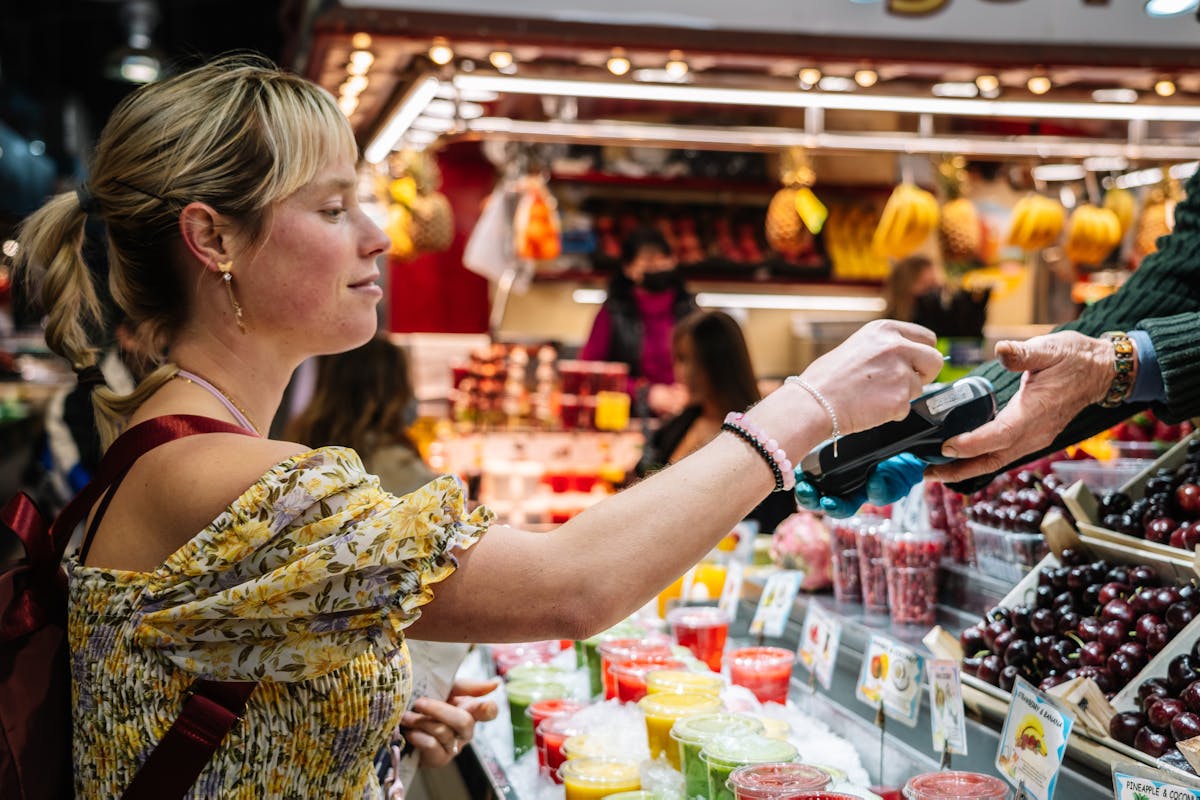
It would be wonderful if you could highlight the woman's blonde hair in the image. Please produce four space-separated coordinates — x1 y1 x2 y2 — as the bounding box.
15 53 357 447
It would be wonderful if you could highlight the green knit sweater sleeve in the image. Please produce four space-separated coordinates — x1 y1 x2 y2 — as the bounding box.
949 171 1200 493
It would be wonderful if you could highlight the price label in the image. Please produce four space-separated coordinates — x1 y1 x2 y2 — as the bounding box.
1112 766 1200 800
928 659 967 756
856 635 925 727
749 570 803 638
718 561 745 623
995 677 1075 800
797 602 841 691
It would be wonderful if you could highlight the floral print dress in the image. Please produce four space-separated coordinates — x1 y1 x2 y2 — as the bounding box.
67 447 490 799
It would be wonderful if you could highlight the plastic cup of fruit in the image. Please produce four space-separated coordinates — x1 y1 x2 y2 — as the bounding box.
700 734 799 800
726 763 833 799
603 793 659 800
903 770 1011 799
492 640 562 676
610 656 686 703
646 668 723 698
506 679 568 759
883 529 945 627
755 715 792 740
539 714 585 784
854 516 891 614
638 692 723 768
559 757 642 800
671 713 766 800
527 698 584 778
727 646 795 705
770 794 861 800
505 662 570 685
667 605 731 672
562 733 610 762
600 638 673 700
582 622 646 697
830 520 862 603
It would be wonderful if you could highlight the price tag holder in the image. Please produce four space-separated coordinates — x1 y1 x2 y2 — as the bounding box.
718 561 745 623
995 677 1075 800
749 570 803 638
928 659 967 756
1112 762 1200 799
856 635 925 727
797 602 842 691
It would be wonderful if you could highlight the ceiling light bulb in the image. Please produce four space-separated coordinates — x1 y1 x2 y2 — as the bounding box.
975 74 1000 93
489 50 514 70
338 95 359 116
348 50 375 75
854 69 878 88
351 33 372 50
607 49 631 76
799 68 823 86
664 50 688 80
341 75 369 97
1092 88 1139 103
1156 79 1177 97
428 39 454 66
1027 75 1052 95
1145 0 1199 16
818 76 856 93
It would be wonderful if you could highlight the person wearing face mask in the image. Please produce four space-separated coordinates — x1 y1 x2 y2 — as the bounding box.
580 227 697 415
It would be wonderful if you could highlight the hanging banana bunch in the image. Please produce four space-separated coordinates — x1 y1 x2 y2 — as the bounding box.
765 147 825 258
1063 204 1123 266
1006 194 1066 252
936 156 982 272
872 182 939 260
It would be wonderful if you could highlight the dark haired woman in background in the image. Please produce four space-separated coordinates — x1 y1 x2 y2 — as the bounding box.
580 227 696 415
636 309 796 533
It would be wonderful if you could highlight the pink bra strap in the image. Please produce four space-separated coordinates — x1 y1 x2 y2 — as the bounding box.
175 369 257 435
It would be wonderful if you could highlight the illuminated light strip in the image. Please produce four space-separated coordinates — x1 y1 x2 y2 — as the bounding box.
455 73 1200 123
363 75 441 164
466 117 1200 161
571 288 885 313
1113 160 1200 189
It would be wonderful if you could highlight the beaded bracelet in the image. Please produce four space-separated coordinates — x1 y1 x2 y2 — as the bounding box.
1099 331 1136 408
722 412 796 492
785 376 841 457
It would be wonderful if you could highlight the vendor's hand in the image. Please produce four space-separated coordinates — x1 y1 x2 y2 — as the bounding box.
795 453 928 518
926 332 1115 484
797 320 944 437
647 382 688 416
402 678 498 768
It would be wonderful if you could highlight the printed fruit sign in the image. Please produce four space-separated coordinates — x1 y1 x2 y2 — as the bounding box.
1112 763 1200 800
798 602 841 691
749 570 803 638
929 659 967 755
857 635 924 727
995 677 1074 800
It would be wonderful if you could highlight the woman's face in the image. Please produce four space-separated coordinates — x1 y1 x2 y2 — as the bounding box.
623 245 676 285
237 156 391 358
673 334 708 402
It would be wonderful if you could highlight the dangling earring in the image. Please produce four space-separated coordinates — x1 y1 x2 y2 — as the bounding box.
216 260 246 331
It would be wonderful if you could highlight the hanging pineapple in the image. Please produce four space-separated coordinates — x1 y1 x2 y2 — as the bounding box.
765 147 825 259
936 156 982 273
1102 187 1136 239
1134 175 1183 265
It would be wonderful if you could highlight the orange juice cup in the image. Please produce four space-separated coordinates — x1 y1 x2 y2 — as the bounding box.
559 758 641 800
638 692 723 768
646 668 723 698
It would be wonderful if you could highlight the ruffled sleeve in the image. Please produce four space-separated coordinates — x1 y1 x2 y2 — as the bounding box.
132 447 490 681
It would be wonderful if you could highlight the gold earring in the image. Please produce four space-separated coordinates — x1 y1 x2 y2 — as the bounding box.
216 260 245 331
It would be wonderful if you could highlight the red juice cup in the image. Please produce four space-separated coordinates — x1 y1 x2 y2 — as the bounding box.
667 606 731 672
560 394 581 430
599 639 672 700
529 701 584 779
559 360 585 394
903 770 1011 800
727 647 795 705
610 656 685 703
778 794 862 800
726 763 832 799
539 714 585 784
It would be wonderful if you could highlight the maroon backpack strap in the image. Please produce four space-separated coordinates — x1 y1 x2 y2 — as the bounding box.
51 415 260 800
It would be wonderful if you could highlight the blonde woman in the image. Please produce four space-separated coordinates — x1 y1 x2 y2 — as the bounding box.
15 54 942 798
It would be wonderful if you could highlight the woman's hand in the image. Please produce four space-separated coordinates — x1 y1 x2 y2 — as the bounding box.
797 320 944 436
926 332 1116 484
401 678 500 768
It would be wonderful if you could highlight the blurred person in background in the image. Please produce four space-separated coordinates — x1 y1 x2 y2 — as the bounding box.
288 336 498 799
580 227 696 416
636 309 796 534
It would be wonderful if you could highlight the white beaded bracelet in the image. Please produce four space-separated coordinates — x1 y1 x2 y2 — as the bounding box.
785 376 841 457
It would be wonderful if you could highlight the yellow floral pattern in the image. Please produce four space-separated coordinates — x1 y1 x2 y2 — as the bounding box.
67 447 490 799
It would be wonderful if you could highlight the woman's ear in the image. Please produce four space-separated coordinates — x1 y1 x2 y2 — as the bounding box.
178 202 232 275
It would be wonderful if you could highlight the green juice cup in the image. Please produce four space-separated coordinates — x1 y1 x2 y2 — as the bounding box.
700 734 798 800
670 713 765 800
582 622 644 697
505 663 570 685
506 680 567 758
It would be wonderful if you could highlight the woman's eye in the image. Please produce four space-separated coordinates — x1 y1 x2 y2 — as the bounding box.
323 208 347 219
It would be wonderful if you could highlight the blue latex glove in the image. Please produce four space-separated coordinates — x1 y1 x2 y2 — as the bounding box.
794 453 928 519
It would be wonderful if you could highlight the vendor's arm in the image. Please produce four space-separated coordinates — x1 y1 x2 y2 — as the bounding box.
406 320 944 643
942 170 1200 492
